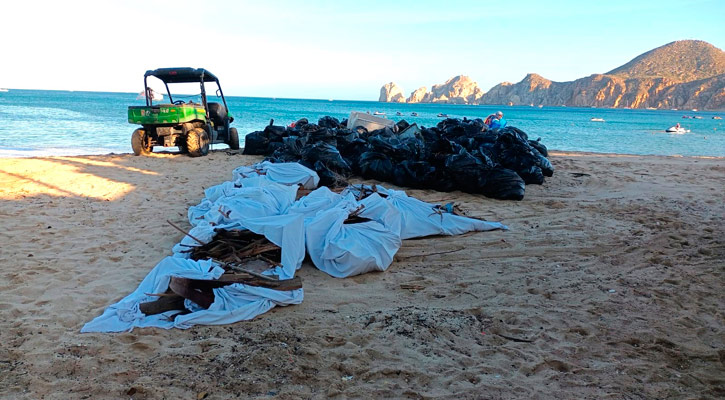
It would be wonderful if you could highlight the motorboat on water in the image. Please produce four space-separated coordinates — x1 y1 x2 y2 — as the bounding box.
0 88 8 92
373 111 385 116
665 126 690 134
411 112 418 116
396 112 403 116
590 118 605 122
437 113 448 117
713 116 722 120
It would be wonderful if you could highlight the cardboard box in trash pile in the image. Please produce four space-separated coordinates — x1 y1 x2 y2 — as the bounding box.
347 111 396 131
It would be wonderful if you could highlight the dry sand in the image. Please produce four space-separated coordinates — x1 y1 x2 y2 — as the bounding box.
0 150 723 399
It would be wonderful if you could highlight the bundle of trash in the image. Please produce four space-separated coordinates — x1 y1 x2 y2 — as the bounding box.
243 113 553 200
82 162 507 332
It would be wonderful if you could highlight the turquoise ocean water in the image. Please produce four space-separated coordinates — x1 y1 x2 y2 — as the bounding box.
1 89 724 157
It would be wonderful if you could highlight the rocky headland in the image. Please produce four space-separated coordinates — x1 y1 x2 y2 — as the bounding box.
379 40 725 110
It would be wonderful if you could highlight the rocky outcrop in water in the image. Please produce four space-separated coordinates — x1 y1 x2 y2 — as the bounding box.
379 82 406 103
407 87 428 103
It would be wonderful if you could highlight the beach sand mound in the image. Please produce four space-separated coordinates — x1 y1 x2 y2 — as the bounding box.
0 151 723 398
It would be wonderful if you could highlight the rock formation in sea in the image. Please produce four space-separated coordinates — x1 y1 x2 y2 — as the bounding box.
379 40 725 110
379 82 406 103
407 87 428 103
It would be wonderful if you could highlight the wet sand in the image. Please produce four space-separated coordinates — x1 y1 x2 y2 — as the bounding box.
0 150 723 399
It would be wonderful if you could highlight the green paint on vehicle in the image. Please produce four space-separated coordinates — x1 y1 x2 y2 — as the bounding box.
128 105 207 125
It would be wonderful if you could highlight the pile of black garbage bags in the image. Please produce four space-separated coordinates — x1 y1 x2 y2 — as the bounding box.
243 116 553 200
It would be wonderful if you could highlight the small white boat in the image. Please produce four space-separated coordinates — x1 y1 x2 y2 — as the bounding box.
396 112 403 116
665 126 690 134
590 118 605 122
437 113 448 117
373 111 385 116
411 112 418 117
0 88 8 92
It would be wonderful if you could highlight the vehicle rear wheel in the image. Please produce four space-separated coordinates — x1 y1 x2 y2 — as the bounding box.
186 127 210 157
228 127 240 150
131 128 152 156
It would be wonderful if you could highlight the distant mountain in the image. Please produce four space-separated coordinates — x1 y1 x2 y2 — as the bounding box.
606 40 725 82
379 40 725 110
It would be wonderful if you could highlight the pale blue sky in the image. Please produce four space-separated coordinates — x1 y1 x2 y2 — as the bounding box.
1 0 723 100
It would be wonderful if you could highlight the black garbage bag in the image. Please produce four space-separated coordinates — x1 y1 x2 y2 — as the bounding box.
353 125 369 140
444 150 489 193
301 142 351 176
335 129 358 150
481 167 525 201
392 160 436 188
305 127 337 146
263 124 288 140
532 148 554 177
369 136 424 162
517 165 545 185
340 139 370 175
266 136 307 163
492 127 554 182
242 131 271 155
508 126 529 141
313 160 348 188
437 118 462 131
367 126 396 138
470 147 496 168
358 151 394 182
299 123 320 134
318 116 341 129
529 138 549 157
426 167 456 192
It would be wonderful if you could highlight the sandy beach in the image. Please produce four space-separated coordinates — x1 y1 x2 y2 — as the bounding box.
0 150 723 399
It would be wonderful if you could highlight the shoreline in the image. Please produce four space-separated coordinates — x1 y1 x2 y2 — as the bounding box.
2 147 724 161
1 151 723 398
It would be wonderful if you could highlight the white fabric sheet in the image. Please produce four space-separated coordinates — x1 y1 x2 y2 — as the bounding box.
81 257 302 332
232 161 319 189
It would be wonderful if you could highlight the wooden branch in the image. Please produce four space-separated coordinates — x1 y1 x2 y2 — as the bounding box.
395 247 466 260
167 220 207 245
495 333 535 343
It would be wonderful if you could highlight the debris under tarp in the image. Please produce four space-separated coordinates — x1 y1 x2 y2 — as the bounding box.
82 162 507 332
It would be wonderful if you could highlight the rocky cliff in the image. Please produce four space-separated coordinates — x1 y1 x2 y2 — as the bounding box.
379 82 406 103
379 40 725 110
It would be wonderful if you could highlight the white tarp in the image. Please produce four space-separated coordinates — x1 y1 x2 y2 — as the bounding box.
305 200 402 278
343 184 507 239
81 257 302 332
84 163 509 332
187 182 298 227
385 189 508 239
232 161 319 189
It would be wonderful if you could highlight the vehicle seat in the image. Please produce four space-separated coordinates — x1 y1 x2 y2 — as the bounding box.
207 102 227 126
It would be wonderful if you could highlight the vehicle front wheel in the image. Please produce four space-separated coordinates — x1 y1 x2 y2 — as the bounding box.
228 127 240 150
131 128 152 156
186 127 210 157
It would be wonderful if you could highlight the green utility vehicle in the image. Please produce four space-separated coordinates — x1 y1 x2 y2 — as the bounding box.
128 68 239 157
